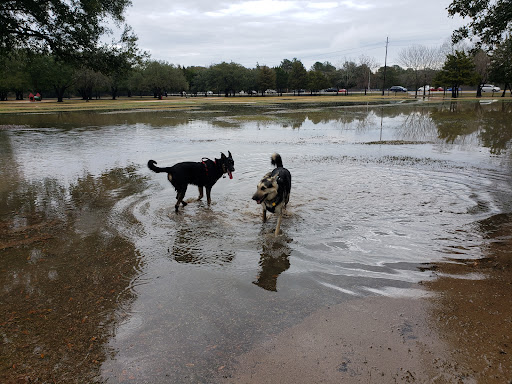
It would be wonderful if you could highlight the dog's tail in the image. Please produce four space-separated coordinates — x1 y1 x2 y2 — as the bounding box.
271 153 283 168
147 160 169 173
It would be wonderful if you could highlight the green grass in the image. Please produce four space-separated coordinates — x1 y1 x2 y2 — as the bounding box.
0 93 510 114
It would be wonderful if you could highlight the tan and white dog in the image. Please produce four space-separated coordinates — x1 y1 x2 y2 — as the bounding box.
252 153 291 236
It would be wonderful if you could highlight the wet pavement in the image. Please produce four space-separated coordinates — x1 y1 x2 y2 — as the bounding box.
1 100 512 382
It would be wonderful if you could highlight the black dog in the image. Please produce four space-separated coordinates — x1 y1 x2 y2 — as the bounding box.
252 153 291 236
148 152 235 212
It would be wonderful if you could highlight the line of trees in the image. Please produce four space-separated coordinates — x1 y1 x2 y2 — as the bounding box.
2 0 511 101
2 41 511 101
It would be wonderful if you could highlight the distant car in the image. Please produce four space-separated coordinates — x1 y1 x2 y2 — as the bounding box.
418 85 440 92
447 87 461 91
390 86 407 92
481 84 501 92
265 89 277 94
324 88 339 92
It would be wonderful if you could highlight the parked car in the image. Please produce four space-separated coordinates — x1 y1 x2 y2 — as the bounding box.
390 86 407 92
324 88 339 92
481 84 501 92
447 87 461 91
417 85 441 92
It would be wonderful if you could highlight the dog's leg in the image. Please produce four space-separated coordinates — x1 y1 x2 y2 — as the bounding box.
198 186 204 201
262 206 267 223
274 212 282 236
206 186 212 205
175 190 187 212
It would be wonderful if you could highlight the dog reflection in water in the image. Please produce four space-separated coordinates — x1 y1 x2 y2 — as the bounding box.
252 153 291 236
253 236 291 292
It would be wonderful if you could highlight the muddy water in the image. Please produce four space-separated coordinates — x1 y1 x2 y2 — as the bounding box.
1 101 511 383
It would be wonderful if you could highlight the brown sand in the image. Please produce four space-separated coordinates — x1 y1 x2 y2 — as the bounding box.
223 297 455 383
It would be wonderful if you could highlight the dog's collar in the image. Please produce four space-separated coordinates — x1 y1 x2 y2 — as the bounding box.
264 195 282 212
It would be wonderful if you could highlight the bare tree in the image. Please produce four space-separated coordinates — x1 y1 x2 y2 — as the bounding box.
473 49 491 97
398 45 438 98
358 55 379 94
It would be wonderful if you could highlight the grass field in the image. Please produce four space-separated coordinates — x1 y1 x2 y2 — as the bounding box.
0 92 509 114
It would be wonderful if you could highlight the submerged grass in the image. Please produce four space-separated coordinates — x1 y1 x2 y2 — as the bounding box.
1 93 508 115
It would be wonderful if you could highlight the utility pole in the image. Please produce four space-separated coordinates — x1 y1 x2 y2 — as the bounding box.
381 37 389 96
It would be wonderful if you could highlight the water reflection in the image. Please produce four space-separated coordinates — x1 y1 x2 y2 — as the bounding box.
2 101 511 156
424 212 512 382
0 157 145 382
431 101 512 154
253 234 292 292
171 213 236 265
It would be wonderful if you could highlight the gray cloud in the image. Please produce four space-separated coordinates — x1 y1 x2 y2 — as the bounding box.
124 0 465 69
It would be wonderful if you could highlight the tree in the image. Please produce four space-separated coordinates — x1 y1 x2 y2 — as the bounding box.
242 67 258 95
142 60 189 99
26 54 75 102
434 50 477 98
337 60 358 90
311 61 337 90
74 68 108 100
307 71 330 94
489 37 512 96
280 59 294 73
274 66 288 95
473 49 491 97
92 27 146 100
288 59 307 95
126 67 146 97
358 55 379 94
208 62 246 96
448 0 512 48
375 65 404 90
257 65 276 95
0 55 12 100
0 50 30 100
185 66 209 95
0 0 132 58
398 45 439 97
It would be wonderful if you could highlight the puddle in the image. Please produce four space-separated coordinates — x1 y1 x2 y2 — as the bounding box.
1 101 511 382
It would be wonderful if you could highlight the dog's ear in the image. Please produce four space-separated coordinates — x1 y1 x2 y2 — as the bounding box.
228 151 232 159
221 152 226 159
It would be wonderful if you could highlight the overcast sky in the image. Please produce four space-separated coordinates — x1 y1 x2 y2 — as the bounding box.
123 0 466 69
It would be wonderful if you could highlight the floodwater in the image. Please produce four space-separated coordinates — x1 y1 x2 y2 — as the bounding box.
1 100 512 383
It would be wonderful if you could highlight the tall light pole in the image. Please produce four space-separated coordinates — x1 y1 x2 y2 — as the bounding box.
381 37 389 96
